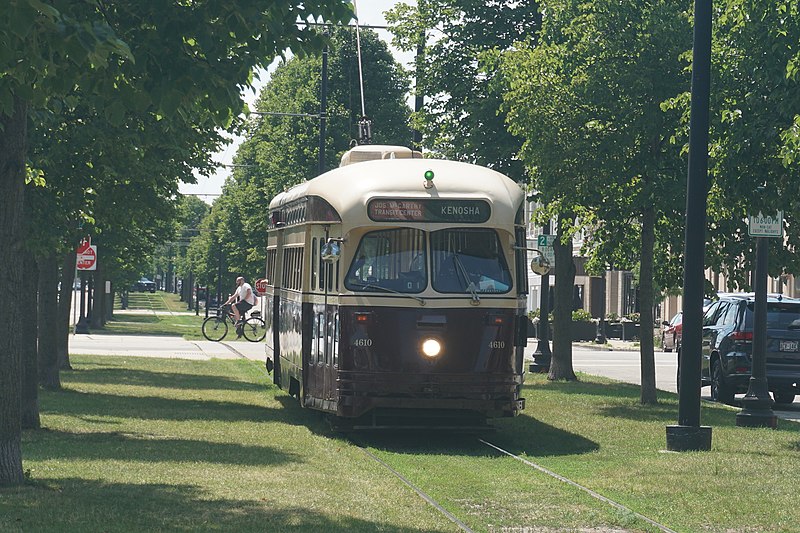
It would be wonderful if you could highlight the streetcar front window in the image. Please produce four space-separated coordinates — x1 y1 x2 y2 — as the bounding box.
431 229 512 294
345 228 427 293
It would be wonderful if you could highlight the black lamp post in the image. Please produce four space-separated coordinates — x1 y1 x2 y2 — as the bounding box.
736 236 777 428
595 268 607 344
666 0 713 451
531 223 552 372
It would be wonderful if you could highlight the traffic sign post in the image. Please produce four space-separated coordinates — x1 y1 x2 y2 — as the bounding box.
738 211 782 428
76 239 98 271
536 234 556 266
748 211 783 238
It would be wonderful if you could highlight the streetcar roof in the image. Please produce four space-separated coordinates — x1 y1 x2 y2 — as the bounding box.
269 157 524 227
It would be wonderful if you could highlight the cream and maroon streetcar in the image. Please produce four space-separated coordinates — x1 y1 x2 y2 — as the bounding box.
262 145 534 430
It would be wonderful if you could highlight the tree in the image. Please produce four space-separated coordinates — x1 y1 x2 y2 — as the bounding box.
387 0 542 178
198 27 413 280
502 0 691 397
697 0 800 286
1 0 354 486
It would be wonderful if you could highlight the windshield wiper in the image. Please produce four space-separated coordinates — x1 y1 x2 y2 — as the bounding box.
349 282 426 306
453 253 480 304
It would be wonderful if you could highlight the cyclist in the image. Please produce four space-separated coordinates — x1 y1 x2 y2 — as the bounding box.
224 276 256 337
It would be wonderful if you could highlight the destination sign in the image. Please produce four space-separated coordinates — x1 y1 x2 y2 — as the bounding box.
368 199 491 223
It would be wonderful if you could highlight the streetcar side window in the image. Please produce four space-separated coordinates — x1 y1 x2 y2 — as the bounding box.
282 247 304 291
431 228 512 294
344 228 427 293
311 238 317 290
266 249 276 287
332 312 339 367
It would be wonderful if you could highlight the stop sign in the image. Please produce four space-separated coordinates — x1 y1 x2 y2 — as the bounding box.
255 278 268 294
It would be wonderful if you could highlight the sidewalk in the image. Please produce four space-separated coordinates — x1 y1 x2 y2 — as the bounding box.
69 334 267 362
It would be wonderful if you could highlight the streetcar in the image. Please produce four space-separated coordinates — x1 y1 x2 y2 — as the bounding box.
262 145 538 430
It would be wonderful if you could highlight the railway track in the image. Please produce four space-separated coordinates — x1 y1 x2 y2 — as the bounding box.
357 437 678 533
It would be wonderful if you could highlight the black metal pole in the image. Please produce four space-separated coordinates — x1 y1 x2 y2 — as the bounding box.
666 0 713 451
216 243 222 307
736 237 777 427
531 223 552 372
412 33 425 152
595 268 607 344
318 41 328 175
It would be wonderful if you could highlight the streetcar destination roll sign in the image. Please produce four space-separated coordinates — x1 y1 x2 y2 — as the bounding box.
368 199 490 223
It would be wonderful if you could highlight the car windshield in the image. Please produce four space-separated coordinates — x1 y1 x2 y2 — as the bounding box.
345 228 427 293
430 228 512 294
744 302 800 330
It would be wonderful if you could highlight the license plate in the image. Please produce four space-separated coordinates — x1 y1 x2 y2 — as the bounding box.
779 340 799 352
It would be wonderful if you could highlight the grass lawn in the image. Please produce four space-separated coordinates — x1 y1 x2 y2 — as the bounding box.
3 355 800 532
100 291 208 340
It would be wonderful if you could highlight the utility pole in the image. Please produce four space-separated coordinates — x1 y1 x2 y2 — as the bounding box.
667 0 713 452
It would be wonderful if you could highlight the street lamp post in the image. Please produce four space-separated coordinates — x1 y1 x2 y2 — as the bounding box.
736 236 777 428
595 268 607 344
531 223 552 372
666 0 713 452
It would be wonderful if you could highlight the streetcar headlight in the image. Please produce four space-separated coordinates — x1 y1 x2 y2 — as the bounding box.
421 338 442 358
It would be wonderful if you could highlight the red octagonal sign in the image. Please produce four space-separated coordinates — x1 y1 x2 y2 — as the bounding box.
254 278 268 294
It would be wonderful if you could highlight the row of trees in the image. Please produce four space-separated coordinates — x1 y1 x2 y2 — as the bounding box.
1 0 354 486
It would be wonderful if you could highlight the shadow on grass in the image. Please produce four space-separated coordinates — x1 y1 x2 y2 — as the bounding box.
351 415 600 461
63 367 265 393
41 389 280 423
25 429 300 467
0 478 447 533
107 315 161 324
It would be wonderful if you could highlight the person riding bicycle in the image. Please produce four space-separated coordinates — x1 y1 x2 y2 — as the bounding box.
224 276 256 337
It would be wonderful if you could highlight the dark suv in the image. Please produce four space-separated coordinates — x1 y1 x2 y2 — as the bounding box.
701 294 800 405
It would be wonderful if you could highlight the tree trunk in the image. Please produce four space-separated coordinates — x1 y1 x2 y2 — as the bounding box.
21 249 40 429
0 96 28 485
639 204 658 404
57 251 75 370
549 214 578 381
38 254 61 390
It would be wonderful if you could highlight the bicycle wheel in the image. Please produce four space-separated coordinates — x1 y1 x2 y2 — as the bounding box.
202 316 228 341
242 316 266 342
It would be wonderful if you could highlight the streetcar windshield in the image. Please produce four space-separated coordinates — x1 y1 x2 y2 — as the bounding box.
431 229 512 294
345 228 427 293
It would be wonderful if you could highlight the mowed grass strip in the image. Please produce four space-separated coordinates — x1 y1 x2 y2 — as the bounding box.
7 355 800 532
101 313 207 339
363 374 800 532
5 356 457 533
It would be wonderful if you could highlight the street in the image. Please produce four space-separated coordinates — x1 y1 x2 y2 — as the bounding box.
531 344 800 423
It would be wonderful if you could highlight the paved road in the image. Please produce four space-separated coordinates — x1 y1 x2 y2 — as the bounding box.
525 343 800 423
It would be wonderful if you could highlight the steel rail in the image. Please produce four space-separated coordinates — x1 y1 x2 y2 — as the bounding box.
357 446 475 533
479 439 678 533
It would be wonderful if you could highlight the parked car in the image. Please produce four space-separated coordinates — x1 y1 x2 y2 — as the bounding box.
661 312 682 352
132 278 156 293
700 293 800 405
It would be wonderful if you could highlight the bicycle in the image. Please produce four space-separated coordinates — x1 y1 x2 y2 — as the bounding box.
201 303 266 342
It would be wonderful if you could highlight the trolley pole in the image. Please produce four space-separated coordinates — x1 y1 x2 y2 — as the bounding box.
318 39 328 175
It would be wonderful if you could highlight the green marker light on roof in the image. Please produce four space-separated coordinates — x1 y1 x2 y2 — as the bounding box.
423 169 435 189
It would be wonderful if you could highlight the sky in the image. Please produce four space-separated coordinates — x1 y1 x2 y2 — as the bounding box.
179 0 416 202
